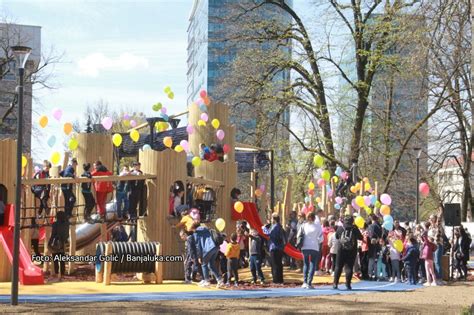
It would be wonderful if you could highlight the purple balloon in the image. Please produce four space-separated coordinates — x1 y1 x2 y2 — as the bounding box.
364 195 371 206
123 114 130 120
335 196 343 204
161 107 167 115
259 184 265 192
130 120 137 127
352 198 360 210
380 193 392 206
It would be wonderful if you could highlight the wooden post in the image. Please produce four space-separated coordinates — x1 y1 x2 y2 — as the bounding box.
100 223 108 242
155 243 163 284
43 225 55 275
250 171 256 199
68 217 77 274
321 183 327 214
103 242 112 285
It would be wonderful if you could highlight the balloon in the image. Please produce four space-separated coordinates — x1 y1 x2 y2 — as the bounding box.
123 114 130 120
130 120 137 128
203 96 211 106
50 152 61 165
155 121 168 131
332 176 339 184
223 144 230 154
163 136 173 148
152 102 162 111
313 154 324 167
355 216 365 229
164 86 171 94
355 183 361 190
350 186 357 194
123 120 130 127
315 197 321 203
335 196 343 204
259 184 265 192
199 90 207 98
186 124 194 134
192 156 201 167
304 196 310 203
321 170 330 181
160 114 169 122
47 135 56 148
199 104 208 112
198 119 206 127
200 113 209 122
52 108 62 121
234 201 244 213
341 171 348 180
335 204 341 210
161 107 167 115
352 198 360 210
174 145 184 153
167 91 174 99
317 178 325 187
393 239 404 253
380 205 391 216
335 166 342 176
355 196 365 207
375 200 382 208
63 122 73 135
365 207 373 215
216 129 225 141
382 221 393 231
364 195 371 207
363 177 369 183
68 138 78 151
380 193 392 205
215 218 226 232
255 189 262 197
130 130 140 142
142 144 152 151
39 115 48 128
112 133 122 147
308 189 315 196
383 215 393 223
308 182 315 190
180 140 190 152
101 117 113 130
211 119 220 129
364 182 371 191
22 155 28 168
370 195 377 205
419 183 430 197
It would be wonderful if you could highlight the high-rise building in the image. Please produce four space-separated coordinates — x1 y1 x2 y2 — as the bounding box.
187 0 291 146
0 23 41 153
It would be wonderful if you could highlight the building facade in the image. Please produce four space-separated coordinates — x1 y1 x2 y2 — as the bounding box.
0 23 41 153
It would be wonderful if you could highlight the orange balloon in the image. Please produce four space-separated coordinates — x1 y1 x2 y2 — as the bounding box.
234 201 244 213
163 136 173 148
380 205 391 216
350 186 357 194
203 96 211 106
63 122 73 135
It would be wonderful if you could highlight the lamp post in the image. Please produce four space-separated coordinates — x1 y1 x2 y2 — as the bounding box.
10 45 31 306
414 148 422 224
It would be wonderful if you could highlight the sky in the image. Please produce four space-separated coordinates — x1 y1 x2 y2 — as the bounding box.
0 0 192 160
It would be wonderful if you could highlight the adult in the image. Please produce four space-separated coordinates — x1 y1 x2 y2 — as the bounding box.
59 158 78 218
193 224 224 288
394 219 407 241
81 163 95 221
49 211 70 281
91 161 113 219
453 226 471 281
333 215 363 290
433 226 447 284
128 161 146 218
263 213 287 284
286 210 298 270
32 160 51 217
116 166 130 220
299 212 323 289
368 215 382 280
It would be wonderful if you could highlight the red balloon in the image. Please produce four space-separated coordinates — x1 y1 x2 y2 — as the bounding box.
199 90 207 98
223 144 230 154
419 182 430 197
308 189 315 196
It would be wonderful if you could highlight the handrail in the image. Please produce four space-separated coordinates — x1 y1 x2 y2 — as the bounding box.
21 174 157 186
186 176 224 187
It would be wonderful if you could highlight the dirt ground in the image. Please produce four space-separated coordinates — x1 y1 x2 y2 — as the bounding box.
0 281 473 315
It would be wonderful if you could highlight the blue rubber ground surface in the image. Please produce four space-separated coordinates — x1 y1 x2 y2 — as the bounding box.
0 281 422 304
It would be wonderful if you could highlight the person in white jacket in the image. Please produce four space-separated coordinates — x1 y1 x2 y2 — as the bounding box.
298 212 324 289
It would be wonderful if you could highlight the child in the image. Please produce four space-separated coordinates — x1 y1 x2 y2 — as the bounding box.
199 143 206 160
180 229 197 284
327 226 340 275
421 234 438 286
388 237 401 283
31 218 40 256
402 237 419 285
91 161 113 220
248 228 265 284
32 160 51 217
59 158 77 218
376 238 389 281
237 226 249 268
116 166 130 220
176 208 197 233
171 181 188 217
81 163 95 221
225 232 240 287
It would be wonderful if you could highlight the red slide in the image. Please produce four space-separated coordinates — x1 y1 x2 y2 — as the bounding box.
232 202 303 260
0 205 44 285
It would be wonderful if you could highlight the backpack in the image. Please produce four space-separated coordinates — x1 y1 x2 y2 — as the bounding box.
210 229 224 246
340 228 354 251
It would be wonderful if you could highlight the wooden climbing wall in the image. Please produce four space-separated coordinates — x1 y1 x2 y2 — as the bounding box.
137 149 187 280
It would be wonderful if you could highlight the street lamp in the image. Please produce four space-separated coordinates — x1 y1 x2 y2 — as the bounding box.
414 148 422 224
10 45 31 306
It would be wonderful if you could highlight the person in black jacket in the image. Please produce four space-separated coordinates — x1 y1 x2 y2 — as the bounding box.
180 229 197 284
59 158 77 218
333 215 363 290
81 163 95 221
128 161 145 218
453 226 471 281
32 160 51 217
50 211 70 281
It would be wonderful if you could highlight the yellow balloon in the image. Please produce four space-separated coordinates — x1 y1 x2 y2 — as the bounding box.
393 239 404 253
68 138 78 151
350 186 357 194
39 115 48 128
234 201 244 213
123 120 130 127
316 197 321 203
163 136 173 148
198 119 206 127
22 155 28 168
63 122 73 135
365 182 371 191
215 218 226 232
164 85 171 94
365 206 373 215
167 91 174 99
112 133 123 147
355 195 365 207
130 130 140 142
332 176 339 184
211 119 220 129
192 156 201 167
51 152 61 165
308 182 315 190
174 145 184 153
355 216 365 229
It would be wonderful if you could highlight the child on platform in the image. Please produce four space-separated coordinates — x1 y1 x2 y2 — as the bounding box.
225 232 240 287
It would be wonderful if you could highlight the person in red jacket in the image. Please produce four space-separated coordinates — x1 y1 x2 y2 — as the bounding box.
91 161 113 219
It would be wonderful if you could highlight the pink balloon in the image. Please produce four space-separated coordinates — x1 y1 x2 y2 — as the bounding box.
327 190 333 198
341 171 348 180
216 129 225 141
52 108 63 121
34 166 41 173
259 184 265 192
380 193 392 206
419 183 430 197
101 117 113 130
307 205 314 213
130 120 137 127
200 113 209 122
364 196 372 206
335 196 343 204
317 178 325 187
180 140 189 152
186 124 194 135
223 144 230 154
352 198 360 210
199 90 207 98
161 107 167 115
196 98 204 106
